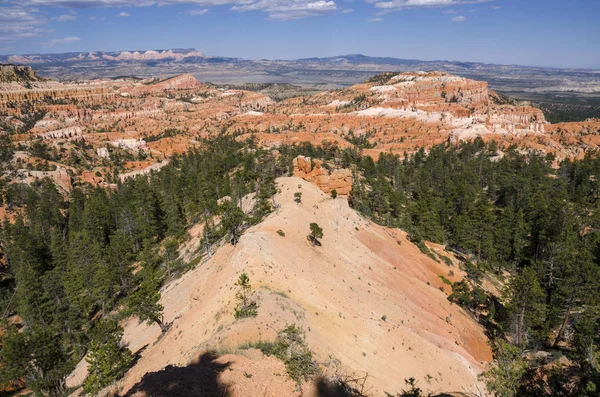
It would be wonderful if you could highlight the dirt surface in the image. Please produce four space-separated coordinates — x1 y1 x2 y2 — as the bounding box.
67 176 492 396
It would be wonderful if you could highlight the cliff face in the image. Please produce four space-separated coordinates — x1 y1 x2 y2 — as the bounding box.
0 64 44 83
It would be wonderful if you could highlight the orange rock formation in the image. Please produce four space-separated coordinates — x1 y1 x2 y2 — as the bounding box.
293 155 353 195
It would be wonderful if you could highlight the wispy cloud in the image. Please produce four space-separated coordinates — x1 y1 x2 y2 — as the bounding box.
3 0 492 24
232 0 337 20
490 5 500 9
54 9 77 21
452 15 466 22
44 35 80 47
368 0 494 12
187 8 209 15
367 17 383 22
117 11 130 16
0 5 49 45
14 0 338 20
442 9 462 14
56 13 76 20
341 8 353 13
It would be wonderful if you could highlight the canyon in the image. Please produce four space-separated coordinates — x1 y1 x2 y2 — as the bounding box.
0 66 595 198
2 65 600 396
2 66 597 193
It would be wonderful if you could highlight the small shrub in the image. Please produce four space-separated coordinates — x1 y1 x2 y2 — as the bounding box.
440 254 453 266
277 229 285 237
250 325 319 386
381 315 387 322
308 223 323 246
396 377 426 397
294 192 302 203
331 189 338 199
413 240 438 262
234 273 258 319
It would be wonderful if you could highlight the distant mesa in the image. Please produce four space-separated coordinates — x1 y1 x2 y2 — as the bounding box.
5 48 205 65
100 49 205 62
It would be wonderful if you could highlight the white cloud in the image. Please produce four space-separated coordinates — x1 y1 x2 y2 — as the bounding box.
490 5 500 9
452 15 466 21
367 17 382 22
89 15 97 19
442 8 461 14
187 8 209 15
341 8 352 13
44 35 80 47
370 0 494 12
117 11 130 16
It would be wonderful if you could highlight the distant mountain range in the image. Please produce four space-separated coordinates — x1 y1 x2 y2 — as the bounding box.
2 49 204 64
1 49 599 100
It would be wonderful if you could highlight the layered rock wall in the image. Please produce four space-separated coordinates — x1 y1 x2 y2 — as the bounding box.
0 85 111 107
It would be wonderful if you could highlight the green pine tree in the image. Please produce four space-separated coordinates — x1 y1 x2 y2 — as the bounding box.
83 319 132 395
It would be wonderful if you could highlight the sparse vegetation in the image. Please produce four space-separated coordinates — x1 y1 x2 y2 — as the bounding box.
249 325 319 386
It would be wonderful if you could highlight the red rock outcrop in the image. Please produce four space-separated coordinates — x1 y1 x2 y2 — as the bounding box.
292 155 353 195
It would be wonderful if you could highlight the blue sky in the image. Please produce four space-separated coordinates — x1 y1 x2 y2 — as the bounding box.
1 0 599 68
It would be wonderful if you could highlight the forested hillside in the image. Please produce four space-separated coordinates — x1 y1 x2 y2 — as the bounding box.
1 135 599 396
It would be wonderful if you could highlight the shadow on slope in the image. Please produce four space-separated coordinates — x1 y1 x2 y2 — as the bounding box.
123 352 231 397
